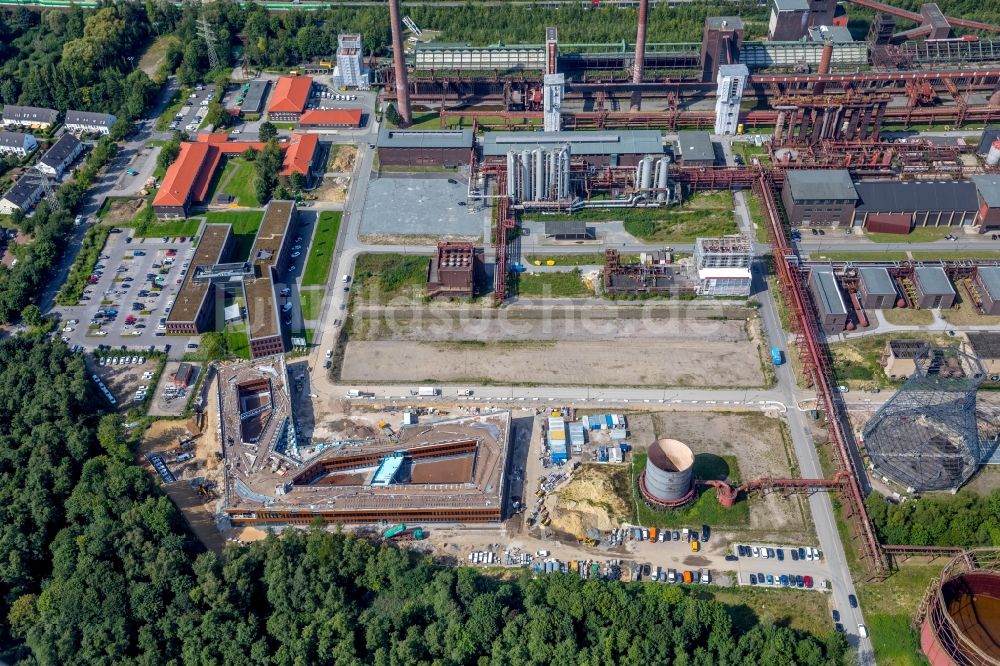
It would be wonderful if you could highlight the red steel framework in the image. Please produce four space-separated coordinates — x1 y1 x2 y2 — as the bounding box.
753 167 890 580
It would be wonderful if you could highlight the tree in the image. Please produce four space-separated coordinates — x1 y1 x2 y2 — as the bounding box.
258 121 277 141
289 171 306 191
157 135 182 172
20 303 42 327
254 139 282 204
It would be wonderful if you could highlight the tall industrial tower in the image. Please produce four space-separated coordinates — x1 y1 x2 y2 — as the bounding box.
714 63 749 135
630 0 649 112
388 0 412 126
543 27 564 132
198 14 220 71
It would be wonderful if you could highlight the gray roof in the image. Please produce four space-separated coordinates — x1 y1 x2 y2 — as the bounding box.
0 131 33 150
785 170 858 202
774 0 809 12
39 133 81 169
977 126 1000 154
859 267 896 296
1 174 44 209
966 331 1000 360
812 268 847 315
2 105 58 124
482 130 662 157
544 220 587 236
377 127 474 150
64 110 115 127
914 266 955 296
971 175 1000 208
675 131 715 163
241 80 271 114
808 25 855 43
706 16 744 30
977 266 1000 300
854 180 978 213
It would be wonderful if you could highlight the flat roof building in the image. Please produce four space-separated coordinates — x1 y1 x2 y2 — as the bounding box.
240 80 272 116
694 236 752 297
808 267 848 335
782 169 859 226
858 266 898 309
482 130 662 167
544 220 591 240
268 76 313 121
376 127 474 167
853 180 979 229
881 338 929 380
166 224 236 335
674 131 716 167
427 241 480 299
974 266 1000 316
769 0 810 42
913 266 955 309
245 201 296 359
966 331 1000 375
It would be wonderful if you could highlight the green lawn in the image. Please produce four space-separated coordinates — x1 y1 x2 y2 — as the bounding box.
865 226 955 243
631 453 749 528
512 270 592 298
223 322 250 360
126 206 203 238
856 566 939 666
302 211 342 286
204 211 265 261
220 160 260 207
300 289 323 320
558 191 737 243
910 250 1000 261
352 253 429 303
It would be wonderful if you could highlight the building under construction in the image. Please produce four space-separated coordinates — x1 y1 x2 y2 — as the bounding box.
219 361 512 526
693 236 753 296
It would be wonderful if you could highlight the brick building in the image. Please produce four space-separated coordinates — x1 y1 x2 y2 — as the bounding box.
858 266 898 309
426 242 481 299
808 267 848 334
376 128 474 168
974 265 1000 316
913 266 955 309
267 76 313 122
782 170 859 226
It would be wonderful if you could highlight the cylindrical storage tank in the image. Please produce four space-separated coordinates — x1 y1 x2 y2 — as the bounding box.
521 150 532 202
640 157 654 190
506 152 516 200
559 146 571 199
987 139 1000 166
533 148 545 201
655 157 670 202
644 438 694 502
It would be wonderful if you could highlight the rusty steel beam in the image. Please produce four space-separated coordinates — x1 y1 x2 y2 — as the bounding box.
753 68 1000 84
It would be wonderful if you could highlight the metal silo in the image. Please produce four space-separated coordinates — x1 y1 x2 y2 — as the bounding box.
640 156 654 190
655 157 670 202
521 150 533 202
643 438 694 502
506 151 516 199
559 145 571 199
533 148 545 201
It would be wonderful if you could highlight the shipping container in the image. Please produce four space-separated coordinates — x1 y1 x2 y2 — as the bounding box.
683 570 693 584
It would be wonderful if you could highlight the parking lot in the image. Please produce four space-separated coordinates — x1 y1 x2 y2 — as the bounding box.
91 353 160 408
56 228 202 354
168 84 216 134
732 543 833 590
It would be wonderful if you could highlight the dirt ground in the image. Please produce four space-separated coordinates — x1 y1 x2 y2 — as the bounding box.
342 339 762 387
330 144 357 172
103 198 145 224
137 379 225 552
549 464 631 536
313 176 349 203
650 411 812 537
93 357 160 408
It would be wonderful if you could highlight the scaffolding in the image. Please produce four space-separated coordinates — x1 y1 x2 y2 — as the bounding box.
863 346 988 492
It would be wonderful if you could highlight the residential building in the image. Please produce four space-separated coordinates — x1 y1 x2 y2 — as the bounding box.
674 131 716 166
808 267 848 334
36 133 83 178
913 266 955 309
267 76 313 121
298 108 363 129
1 105 58 129
376 128 474 167
858 267 898 309
0 131 38 157
63 110 116 135
0 175 46 215
781 169 859 226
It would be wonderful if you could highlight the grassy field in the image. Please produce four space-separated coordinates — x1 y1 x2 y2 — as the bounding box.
127 207 203 238
302 211 342 286
204 211 265 261
746 194 769 243
702 586 835 638
138 35 179 76
300 289 323 320
220 160 260 207
524 253 639 266
857 565 939 666
910 250 1000 261
559 191 737 242
512 270 591 298
352 253 429 303
223 322 250 360
941 297 1000 327
882 308 934 326
865 227 954 243
631 453 749 528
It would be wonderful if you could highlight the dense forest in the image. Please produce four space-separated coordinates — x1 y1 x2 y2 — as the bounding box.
0 337 849 664
866 489 1000 548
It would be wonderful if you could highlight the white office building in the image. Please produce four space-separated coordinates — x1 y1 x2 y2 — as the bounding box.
334 34 366 88
714 64 749 136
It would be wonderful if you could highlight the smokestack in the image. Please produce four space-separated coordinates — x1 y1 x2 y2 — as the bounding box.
630 0 649 112
814 40 833 96
388 0 412 126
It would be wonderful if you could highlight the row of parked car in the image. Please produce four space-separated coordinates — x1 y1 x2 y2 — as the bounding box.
733 544 821 562
749 572 814 588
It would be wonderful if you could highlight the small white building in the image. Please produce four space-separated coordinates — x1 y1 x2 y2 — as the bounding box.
0 131 38 157
36 133 84 178
64 110 116 135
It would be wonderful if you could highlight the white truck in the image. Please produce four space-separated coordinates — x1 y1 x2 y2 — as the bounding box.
346 389 374 398
417 386 440 396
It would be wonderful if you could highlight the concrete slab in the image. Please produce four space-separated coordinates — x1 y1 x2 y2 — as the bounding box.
359 176 486 239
